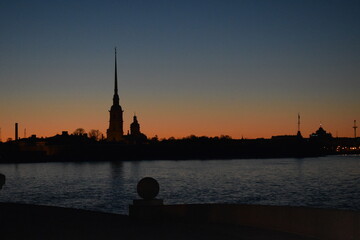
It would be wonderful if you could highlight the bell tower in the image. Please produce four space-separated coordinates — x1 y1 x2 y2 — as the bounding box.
107 48 124 141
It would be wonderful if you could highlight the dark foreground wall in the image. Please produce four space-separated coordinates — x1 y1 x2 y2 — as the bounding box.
130 204 360 240
0 203 313 240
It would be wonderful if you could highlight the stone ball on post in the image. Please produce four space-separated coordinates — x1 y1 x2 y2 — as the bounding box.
137 177 159 200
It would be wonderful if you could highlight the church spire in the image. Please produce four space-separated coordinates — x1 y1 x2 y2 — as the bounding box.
115 47 118 94
113 47 119 105
107 48 124 141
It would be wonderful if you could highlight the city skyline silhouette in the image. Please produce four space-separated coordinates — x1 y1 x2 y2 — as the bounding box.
0 1 359 141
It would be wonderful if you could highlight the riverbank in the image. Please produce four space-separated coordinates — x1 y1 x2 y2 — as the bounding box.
2 133 359 163
0 138 331 163
0 202 316 240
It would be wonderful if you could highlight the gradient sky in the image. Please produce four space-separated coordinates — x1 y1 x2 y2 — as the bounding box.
1 0 359 140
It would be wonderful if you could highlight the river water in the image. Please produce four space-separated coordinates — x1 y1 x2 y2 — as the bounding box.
0 155 359 214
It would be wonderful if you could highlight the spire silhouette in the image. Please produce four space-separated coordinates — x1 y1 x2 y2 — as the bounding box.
113 47 119 106
107 48 124 141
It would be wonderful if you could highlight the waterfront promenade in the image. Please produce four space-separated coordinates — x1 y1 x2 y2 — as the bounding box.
0 202 315 240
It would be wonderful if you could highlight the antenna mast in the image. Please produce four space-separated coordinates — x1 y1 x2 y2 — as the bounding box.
354 120 358 138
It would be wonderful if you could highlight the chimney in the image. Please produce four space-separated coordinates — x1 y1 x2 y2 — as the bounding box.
15 123 18 140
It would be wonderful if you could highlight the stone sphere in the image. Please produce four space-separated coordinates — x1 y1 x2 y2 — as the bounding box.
137 177 159 200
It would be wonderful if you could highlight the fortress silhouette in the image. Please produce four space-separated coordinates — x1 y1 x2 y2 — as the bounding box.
0 50 359 163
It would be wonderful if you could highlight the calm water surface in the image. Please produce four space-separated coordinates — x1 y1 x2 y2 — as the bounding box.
0 155 359 214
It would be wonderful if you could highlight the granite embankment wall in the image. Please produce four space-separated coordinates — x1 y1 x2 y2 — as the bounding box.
130 204 360 240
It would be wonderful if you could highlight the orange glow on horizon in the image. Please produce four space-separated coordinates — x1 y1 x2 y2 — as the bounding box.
0 87 358 141
0 115 357 142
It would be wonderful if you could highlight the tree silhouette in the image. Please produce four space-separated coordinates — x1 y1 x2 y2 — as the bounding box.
88 129 102 141
73 128 86 136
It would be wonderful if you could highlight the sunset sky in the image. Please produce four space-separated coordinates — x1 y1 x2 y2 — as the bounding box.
1 0 359 141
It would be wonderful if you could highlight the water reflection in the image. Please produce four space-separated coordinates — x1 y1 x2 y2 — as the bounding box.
110 161 123 180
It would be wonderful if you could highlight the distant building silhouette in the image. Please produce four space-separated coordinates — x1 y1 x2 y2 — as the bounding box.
310 125 332 140
127 115 147 143
130 115 140 136
107 48 124 141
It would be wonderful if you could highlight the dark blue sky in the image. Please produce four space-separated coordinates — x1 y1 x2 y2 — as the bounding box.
1 0 359 139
